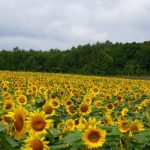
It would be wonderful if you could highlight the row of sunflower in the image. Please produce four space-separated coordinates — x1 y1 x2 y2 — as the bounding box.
0 71 150 150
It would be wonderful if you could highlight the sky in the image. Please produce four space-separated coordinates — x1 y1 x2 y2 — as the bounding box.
0 0 150 50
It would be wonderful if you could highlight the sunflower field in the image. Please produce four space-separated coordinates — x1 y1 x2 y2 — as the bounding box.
0 71 150 150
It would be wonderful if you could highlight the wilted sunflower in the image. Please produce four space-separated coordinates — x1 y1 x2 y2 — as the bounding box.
82 127 106 149
23 135 49 150
7 107 27 140
78 102 91 116
26 110 53 135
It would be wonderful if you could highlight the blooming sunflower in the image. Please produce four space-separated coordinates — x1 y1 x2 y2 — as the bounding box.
82 127 106 149
50 98 60 109
83 95 92 104
78 102 91 116
23 135 49 150
64 119 75 132
65 99 73 106
66 105 76 116
7 107 27 140
26 110 53 135
94 100 101 108
131 120 144 132
121 108 129 116
118 119 131 133
91 86 99 95
17 94 27 105
42 103 55 116
3 99 14 110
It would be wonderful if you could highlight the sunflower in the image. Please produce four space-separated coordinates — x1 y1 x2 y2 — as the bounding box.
94 100 101 108
82 127 106 149
23 135 49 150
117 95 123 102
91 86 99 95
121 108 129 116
76 117 87 131
66 105 76 116
27 88 33 96
7 107 27 140
65 99 73 106
26 110 53 135
17 94 27 105
78 102 91 116
42 103 55 116
105 94 112 101
3 99 14 110
50 98 60 109
131 120 144 132
118 119 131 133
103 115 114 125
83 95 92 104
106 103 114 110
64 119 75 132
39 86 46 94
84 117 98 129
1 115 11 125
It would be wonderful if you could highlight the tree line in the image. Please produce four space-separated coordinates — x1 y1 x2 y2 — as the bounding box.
0 41 150 76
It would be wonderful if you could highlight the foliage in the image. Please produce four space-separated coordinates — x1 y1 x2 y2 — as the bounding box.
0 41 150 75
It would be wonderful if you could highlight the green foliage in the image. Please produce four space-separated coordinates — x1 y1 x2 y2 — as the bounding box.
0 41 150 75
0 124 18 150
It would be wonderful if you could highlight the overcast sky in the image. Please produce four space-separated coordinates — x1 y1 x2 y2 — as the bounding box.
0 0 150 50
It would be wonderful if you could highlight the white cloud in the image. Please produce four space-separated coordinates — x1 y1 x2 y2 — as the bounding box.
0 0 150 50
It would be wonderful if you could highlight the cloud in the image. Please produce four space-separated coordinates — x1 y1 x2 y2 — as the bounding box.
0 0 150 50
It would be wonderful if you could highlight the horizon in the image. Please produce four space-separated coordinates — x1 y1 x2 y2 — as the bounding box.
1 40 150 51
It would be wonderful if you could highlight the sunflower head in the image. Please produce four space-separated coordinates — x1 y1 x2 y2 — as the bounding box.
82 127 106 149
121 108 129 116
3 99 14 110
50 98 60 108
7 107 27 140
78 102 91 116
66 105 76 116
131 120 144 132
23 135 49 150
91 86 99 95
42 104 55 116
118 119 131 133
27 110 53 135
17 95 27 104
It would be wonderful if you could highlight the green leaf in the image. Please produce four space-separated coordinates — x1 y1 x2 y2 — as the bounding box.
134 130 150 143
51 144 66 150
0 123 10 132
63 131 82 144
5 134 18 148
0 133 18 149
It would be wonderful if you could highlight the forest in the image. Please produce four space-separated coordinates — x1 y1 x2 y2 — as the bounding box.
0 41 150 76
